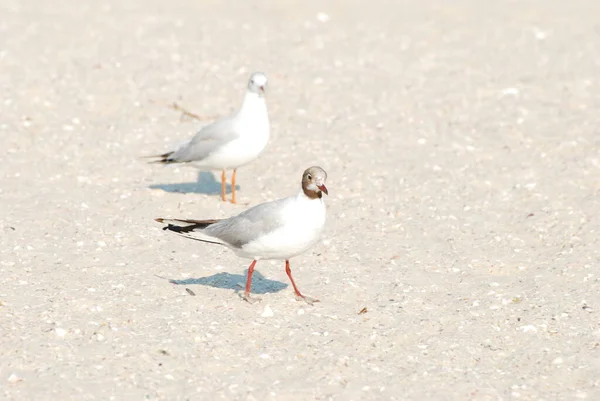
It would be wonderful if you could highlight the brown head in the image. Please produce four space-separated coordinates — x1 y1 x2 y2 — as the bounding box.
301 166 328 199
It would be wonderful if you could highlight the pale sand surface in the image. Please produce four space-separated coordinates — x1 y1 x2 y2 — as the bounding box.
1 0 600 400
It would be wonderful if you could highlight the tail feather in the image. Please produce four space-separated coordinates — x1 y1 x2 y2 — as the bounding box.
155 218 225 246
155 218 220 233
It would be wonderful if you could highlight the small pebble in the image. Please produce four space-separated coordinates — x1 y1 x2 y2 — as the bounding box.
520 325 537 333
7 373 22 383
316 12 330 22
261 305 274 317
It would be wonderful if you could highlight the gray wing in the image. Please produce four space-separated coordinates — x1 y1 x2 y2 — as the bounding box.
203 197 293 248
169 117 239 163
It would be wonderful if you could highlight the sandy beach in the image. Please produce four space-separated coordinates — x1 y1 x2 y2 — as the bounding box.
1 0 600 399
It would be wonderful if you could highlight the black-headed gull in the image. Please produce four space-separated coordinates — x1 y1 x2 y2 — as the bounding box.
155 166 328 304
150 72 270 203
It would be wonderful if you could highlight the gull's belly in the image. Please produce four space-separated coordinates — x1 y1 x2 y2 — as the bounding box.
240 223 323 260
199 121 269 169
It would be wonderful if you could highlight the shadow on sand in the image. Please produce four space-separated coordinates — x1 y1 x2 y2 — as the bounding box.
159 269 288 297
149 171 240 195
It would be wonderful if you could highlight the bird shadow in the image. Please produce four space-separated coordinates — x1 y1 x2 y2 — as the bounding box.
159 269 288 296
149 171 240 195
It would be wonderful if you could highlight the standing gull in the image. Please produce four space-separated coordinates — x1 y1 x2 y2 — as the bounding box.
150 72 270 203
155 167 329 304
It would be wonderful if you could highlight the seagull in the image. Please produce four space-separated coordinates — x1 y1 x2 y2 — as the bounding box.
155 166 329 304
150 72 270 203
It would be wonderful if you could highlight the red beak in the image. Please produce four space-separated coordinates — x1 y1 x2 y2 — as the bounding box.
259 86 265 93
318 184 328 195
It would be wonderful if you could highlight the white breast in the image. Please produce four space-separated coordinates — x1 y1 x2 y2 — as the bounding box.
239 194 326 260
202 93 270 169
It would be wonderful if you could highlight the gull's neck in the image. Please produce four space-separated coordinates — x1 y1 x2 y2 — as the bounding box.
298 188 323 201
236 91 267 120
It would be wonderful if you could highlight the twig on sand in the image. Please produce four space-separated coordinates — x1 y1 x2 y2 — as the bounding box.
169 102 217 122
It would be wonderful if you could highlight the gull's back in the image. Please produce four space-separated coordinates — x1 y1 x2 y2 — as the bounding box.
169 117 239 164
203 196 293 248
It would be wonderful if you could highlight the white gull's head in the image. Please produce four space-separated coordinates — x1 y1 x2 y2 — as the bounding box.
247 72 268 96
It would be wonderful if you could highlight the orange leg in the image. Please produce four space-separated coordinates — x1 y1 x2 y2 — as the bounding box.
230 169 237 204
285 260 319 305
243 260 260 303
220 169 227 202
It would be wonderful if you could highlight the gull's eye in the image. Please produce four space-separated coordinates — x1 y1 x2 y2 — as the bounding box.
307 174 312 180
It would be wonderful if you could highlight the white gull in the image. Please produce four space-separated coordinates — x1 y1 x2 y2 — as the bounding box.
150 72 270 203
156 167 329 304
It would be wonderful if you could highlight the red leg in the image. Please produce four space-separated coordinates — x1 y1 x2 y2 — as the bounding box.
285 260 303 297
220 169 227 202
285 260 319 305
243 260 260 303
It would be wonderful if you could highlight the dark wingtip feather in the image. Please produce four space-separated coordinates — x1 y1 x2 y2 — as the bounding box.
144 152 176 164
155 218 220 233
165 224 190 233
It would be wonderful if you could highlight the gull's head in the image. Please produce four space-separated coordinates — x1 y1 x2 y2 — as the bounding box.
247 72 268 96
302 166 328 199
